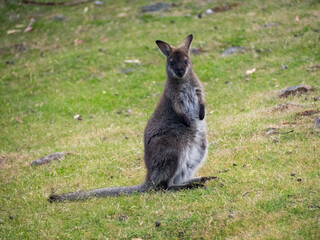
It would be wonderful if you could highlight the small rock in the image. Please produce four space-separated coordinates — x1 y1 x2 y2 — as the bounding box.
260 22 278 29
31 152 71 166
155 220 161 228
178 230 184 237
6 60 14 65
266 128 279 135
290 172 296 177
141 3 169 12
315 118 320 128
52 15 65 21
221 46 245 56
94 0 103 5
294 33 304 37
121 68 135 74
205 9 214 14
279 85 313 98
118 214 126 221
313 96 319 101
198 3 241 18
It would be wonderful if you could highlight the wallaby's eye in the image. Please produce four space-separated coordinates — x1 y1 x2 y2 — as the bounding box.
184 60 188 64
170 61 175 66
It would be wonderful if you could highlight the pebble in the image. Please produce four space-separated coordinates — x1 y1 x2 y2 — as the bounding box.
155 221 161 228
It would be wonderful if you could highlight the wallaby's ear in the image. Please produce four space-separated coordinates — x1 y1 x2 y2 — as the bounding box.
156 40 172 57
179 34 193 51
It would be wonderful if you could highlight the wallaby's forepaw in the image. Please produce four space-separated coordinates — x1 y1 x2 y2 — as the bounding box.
180 114 191 127
199 104 205 120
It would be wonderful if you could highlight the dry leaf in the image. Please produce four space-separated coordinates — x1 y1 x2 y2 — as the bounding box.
73 114 82 121
7 29 21 34
74 39 84 45
16 117 23 124
24 18 35 33
101 37 109 43
117 13 127 17
245 68 256 75
124 59 141 64
24 27 33 32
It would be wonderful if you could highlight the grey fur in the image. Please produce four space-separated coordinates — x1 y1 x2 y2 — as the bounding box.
48 34 216 202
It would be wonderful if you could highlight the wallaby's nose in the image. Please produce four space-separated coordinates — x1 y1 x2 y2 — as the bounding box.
177 70 184 77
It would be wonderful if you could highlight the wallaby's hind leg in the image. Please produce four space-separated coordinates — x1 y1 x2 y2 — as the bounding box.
145 140 181 188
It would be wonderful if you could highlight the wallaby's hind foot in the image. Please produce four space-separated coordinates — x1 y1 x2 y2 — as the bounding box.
168 176 218 192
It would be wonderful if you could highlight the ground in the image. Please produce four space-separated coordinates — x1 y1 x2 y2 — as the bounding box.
0 0 319 239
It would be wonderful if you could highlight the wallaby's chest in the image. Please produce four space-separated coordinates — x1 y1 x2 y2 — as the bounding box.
179 84 199 119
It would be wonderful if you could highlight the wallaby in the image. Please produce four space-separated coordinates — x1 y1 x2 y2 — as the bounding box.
48 34 216 202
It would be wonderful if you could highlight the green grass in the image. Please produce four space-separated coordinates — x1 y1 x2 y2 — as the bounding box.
0 0 319 239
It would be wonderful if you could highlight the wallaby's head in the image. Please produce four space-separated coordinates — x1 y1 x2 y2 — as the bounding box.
156 34 193 79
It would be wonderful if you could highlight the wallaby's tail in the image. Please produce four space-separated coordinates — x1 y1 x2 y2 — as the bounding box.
48 184 148 202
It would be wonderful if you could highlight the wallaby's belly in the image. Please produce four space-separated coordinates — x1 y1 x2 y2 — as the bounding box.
172 86 207 184
172 119 207 184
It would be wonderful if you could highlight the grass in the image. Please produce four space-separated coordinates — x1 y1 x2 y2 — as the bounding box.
0 0 319 239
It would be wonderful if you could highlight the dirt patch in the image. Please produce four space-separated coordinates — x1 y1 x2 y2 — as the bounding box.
0 153 29 169
268 103 304 112
296 110 320 116
307 64 320 72
0 43 29 55
279 85 313 98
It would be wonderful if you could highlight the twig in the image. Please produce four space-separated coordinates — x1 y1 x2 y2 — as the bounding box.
242 191 249 198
